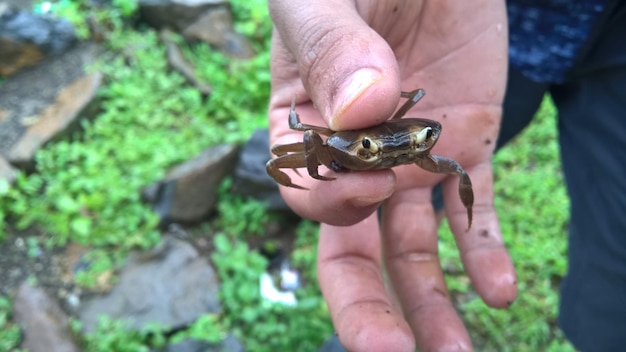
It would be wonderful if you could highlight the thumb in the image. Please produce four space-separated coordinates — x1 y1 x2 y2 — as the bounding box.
269 0 401 130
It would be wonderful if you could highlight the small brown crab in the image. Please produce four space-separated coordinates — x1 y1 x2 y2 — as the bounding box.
266 89 474 229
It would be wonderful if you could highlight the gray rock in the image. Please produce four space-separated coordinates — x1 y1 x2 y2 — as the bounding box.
143 144 239 225
139 0 254 59
0 155 16 183
13 282 80 352
139 0 227 33
0 1 33 11
164 339 213 352
164 334 244 352
0 6 77 75
0 42 102 170
220 333 245 352
233 129 290 212
182 6 255 59
78 236 221 333
160 28 212 95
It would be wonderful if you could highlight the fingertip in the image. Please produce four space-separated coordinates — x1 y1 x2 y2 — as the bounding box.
409 305 473 352
466 248 518 308
269 1 401 130
328 68 400 131
449 216 518 309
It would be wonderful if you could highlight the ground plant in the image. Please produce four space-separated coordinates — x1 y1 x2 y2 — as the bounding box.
0 1 574 350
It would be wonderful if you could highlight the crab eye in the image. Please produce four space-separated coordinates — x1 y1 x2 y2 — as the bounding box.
414 127 433 144
361 137 378 153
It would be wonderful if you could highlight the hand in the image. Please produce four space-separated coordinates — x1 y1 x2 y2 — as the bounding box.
267 1 517 350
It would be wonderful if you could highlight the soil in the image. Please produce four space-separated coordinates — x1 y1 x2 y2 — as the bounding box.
0 224 69 297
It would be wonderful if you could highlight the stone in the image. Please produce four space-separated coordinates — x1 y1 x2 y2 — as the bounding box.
0 1 33 11
8 72 102 167
78 236 221 333
165 334 244 352
143 144 239 224
220 333 245 352
138 0 227 33
12 282 79 352
0 37 43 76
138 0 254 59
0 42 102 170
0 6 77 76
160 29 212 95
182 6 255 59
233 129 291 212
0 155 16 183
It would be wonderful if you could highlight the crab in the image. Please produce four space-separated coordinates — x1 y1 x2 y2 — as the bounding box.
266 89 474 229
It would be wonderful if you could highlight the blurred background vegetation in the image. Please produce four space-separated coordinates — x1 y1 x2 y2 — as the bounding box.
0 0 574 351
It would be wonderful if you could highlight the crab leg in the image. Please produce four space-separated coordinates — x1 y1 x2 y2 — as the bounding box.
304 130 336 181
415 154 474 229
266 153 309 190
288 97 335 135
271 142 304 156
391 89 426 120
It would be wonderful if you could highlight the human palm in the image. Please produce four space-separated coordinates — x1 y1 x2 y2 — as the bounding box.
268 1 516 351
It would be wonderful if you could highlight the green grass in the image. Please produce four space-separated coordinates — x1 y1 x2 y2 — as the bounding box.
212 220 333 351
0 1 575 350
0 296 23 352
2 2 271 251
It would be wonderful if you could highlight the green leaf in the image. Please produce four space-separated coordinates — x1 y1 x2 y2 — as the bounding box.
71 217 92 237
55 195 80 213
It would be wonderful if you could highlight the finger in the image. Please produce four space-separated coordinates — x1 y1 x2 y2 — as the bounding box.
382 188 473 351
318 214 415 352
444 160 518 308
268 0 401 130
279 166 396 226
